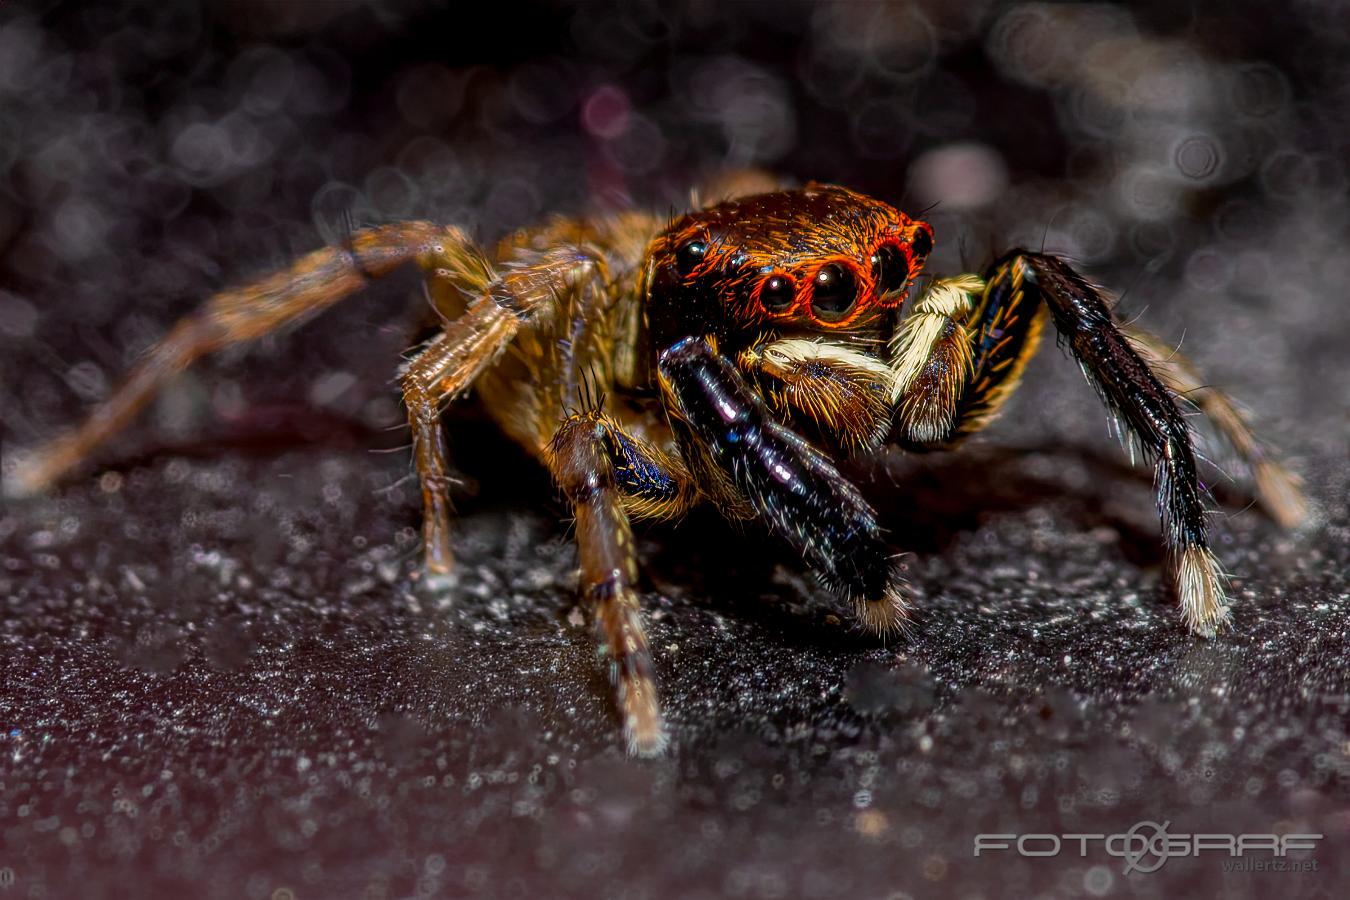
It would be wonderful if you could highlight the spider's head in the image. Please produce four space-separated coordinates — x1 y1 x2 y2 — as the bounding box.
642 184 933 355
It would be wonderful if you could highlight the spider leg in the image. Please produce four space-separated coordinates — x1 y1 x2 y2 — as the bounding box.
544 409 696 756
7 221 492 497
887 273 1045 446
893 251 1241 635
399 247 611 574
692 169 786 208
658 337 909 634
398 299 520 576
1120 325 1307 529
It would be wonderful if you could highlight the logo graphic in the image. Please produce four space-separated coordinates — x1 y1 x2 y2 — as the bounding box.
973 824 1322 875
1116 820 1172 874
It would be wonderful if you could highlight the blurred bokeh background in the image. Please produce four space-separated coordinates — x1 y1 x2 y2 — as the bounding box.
1 1 1347 898
2 0 1346 447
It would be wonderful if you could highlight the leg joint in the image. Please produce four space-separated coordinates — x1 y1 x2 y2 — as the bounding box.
547 414 614 505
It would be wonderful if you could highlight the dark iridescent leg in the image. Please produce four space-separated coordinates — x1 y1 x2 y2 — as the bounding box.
889 253 1235 634
991 251 1227 634
658 337 908 633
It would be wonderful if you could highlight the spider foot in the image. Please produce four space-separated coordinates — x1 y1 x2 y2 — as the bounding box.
2 450 54 500
620 678 669 758
418 518 456 579
591 579 669 757
851 568 914 638
414 562 458 596
1174 545 1230 638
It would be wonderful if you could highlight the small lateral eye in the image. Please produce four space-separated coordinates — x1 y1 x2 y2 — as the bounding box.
759 273 795 312
675 239 707 276
870 243 909 294
910 227 933 259
810 263 857 321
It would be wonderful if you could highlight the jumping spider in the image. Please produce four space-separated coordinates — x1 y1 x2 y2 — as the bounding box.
8 172 1306 754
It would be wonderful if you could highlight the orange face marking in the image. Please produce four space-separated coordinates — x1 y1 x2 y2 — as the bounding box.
646 185 934 341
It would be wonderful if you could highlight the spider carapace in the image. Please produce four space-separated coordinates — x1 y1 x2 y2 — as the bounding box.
9 175 1306 754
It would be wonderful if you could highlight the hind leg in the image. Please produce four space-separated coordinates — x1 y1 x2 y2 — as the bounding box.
1121 325 1307 529
6 221 492 498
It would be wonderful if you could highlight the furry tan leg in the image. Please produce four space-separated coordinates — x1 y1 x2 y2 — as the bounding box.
6 221 488 497
1123 325 1307 529
398 249 612 574
545 412 674 756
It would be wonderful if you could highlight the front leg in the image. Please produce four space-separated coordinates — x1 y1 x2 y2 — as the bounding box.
543 409 696 756
658 337 909 634
1014 252 1228 633
891 252 1303 635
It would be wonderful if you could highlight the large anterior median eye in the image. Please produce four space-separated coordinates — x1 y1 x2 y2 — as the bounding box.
870 243 909 294
810 263 857 321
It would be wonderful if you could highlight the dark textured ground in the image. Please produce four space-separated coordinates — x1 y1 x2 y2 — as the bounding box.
8 349 1349 899
2 1 1349 898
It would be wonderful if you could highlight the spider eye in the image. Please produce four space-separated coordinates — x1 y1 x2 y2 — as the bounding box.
910 227 933 259
675 239 707 276
759 273 795 313
810 264 857 321
870 243 909 294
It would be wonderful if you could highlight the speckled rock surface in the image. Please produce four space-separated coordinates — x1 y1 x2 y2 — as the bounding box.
2 2 1348 898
